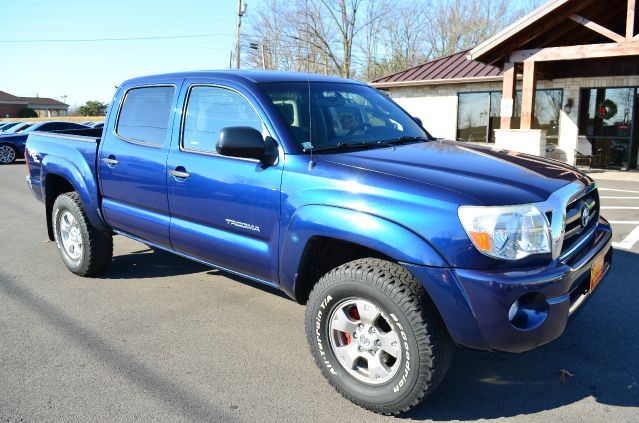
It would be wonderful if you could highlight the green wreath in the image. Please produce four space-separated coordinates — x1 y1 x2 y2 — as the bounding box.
597 99 617 120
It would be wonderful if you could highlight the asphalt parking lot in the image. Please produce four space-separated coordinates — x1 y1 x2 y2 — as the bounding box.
1 162 638 423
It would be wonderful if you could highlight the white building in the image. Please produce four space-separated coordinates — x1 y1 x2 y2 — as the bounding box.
372 0 639 170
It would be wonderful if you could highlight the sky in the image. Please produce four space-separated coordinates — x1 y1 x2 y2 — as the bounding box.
0 0 537 108
0 0 266 107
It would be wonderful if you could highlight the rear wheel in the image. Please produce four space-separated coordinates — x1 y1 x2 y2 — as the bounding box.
305 258 453 415
52 192 113 276
0 144 17 164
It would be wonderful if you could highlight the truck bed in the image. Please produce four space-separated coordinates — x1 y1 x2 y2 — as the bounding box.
25 128 103 216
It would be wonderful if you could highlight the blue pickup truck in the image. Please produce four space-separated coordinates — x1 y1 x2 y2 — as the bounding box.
25 71 612 415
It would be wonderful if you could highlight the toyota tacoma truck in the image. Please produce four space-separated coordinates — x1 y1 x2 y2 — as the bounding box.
25 71 612 415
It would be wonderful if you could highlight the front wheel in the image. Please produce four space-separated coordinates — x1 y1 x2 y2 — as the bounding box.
305 258 453 415
52 192 113 276
0 144 17 164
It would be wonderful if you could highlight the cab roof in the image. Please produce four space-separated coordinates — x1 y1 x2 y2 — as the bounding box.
121 70 365 87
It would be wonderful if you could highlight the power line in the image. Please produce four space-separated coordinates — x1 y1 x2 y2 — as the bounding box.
0 34 229 44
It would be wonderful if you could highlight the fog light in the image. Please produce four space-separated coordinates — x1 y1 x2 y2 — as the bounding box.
508 292 549 331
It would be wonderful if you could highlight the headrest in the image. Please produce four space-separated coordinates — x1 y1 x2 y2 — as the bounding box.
275 103 294 125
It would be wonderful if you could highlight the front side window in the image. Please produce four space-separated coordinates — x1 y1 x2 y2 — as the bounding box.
182 86 264 153
117 86 175 145
260 82 427 150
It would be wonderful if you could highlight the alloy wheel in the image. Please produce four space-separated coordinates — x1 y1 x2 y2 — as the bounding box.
0 145 16 164
59 210 83 261
328 298 402 385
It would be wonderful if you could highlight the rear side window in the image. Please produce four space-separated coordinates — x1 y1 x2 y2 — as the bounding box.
182 85 263 153
117 86 175 145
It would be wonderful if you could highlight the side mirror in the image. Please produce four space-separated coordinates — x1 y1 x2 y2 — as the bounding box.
412 116 423 127
217 126 266 160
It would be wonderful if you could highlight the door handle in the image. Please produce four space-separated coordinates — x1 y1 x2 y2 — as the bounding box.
169 169 191 179
102 157 119 166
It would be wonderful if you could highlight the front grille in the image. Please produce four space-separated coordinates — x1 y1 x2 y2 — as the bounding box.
561 188 599 256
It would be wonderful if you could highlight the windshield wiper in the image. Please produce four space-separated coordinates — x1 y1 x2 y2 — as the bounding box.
378 135 429 145
303 140 392 153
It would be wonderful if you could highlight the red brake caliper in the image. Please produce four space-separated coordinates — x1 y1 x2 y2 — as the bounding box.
343 306 360 345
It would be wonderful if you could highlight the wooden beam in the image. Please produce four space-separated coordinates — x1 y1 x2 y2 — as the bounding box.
500 62 516 130
520 61 537 130
569 14 626 43
628 0 636 39
510 41 639 62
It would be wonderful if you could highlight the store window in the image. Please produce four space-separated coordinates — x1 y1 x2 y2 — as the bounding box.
457 89 562 144
579 87 636 169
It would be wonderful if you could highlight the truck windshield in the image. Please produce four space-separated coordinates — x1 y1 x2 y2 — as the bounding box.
260 82 429 152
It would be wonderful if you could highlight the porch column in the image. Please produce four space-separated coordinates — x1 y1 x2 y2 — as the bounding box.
520 60 537 130
500 62 516 129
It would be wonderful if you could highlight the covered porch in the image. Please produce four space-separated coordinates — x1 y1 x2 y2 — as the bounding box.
469 0 639 170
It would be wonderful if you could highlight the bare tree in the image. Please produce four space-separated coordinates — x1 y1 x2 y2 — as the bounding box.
425 0 517 58
243 0 542 79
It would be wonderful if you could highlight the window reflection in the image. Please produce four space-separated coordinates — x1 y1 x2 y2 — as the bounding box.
579 87 636 168
457 89 562 144
457 92 490 143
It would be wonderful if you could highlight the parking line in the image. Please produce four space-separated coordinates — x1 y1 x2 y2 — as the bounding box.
601 207 639 209
600 196 639 199
612 225 639 250
608 221 639 224
599 188 639 194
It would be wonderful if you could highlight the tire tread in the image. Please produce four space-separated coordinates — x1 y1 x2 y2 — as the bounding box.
53 192 113 276
305 258 452 415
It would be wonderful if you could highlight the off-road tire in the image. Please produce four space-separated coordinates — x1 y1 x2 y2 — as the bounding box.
305 258 453 415
52 192 113 276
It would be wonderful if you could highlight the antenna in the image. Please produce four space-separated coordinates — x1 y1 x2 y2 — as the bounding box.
307 75 315 171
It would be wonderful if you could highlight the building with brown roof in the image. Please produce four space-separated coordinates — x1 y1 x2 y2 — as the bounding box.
372 0 639 170
0 90 68 118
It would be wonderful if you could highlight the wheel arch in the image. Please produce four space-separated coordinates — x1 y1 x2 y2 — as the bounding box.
41 157 108 240
279 204 449 304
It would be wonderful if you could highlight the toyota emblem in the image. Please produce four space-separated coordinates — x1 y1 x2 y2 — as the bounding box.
581 204 590 227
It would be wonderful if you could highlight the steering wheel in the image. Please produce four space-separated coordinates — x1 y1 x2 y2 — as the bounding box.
345 122 372 137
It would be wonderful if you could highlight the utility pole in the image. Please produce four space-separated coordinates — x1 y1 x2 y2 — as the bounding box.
250 41 266 70
61 95 68 116
235 1 247 69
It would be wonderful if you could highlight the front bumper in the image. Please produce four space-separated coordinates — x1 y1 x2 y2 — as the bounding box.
405 218 613 353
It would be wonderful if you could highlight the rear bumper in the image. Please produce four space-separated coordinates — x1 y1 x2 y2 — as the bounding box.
405 218 613 353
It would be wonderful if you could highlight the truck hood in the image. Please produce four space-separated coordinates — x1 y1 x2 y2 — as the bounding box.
320 140 588 206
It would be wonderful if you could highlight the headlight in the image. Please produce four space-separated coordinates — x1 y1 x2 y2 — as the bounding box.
458 204 551 260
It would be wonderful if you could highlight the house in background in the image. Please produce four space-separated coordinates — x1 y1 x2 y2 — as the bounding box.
372 0 639 170
0 90 68 118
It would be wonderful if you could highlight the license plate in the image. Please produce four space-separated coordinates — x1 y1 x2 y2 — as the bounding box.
590 251 606 292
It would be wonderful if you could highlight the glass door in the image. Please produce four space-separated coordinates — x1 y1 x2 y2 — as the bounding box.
578 87 636 170
631 92 639 169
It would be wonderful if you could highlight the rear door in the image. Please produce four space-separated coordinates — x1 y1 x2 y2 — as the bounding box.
98 83 179 247
166 80 283 283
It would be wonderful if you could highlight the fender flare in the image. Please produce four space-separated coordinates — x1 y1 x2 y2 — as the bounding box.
279 204 449 300
41 153 109 234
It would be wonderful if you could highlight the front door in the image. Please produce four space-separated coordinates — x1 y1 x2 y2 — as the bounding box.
99 84 178 247
166 82 282 283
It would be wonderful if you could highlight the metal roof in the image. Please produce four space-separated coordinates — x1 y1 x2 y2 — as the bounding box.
370 51 503 88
